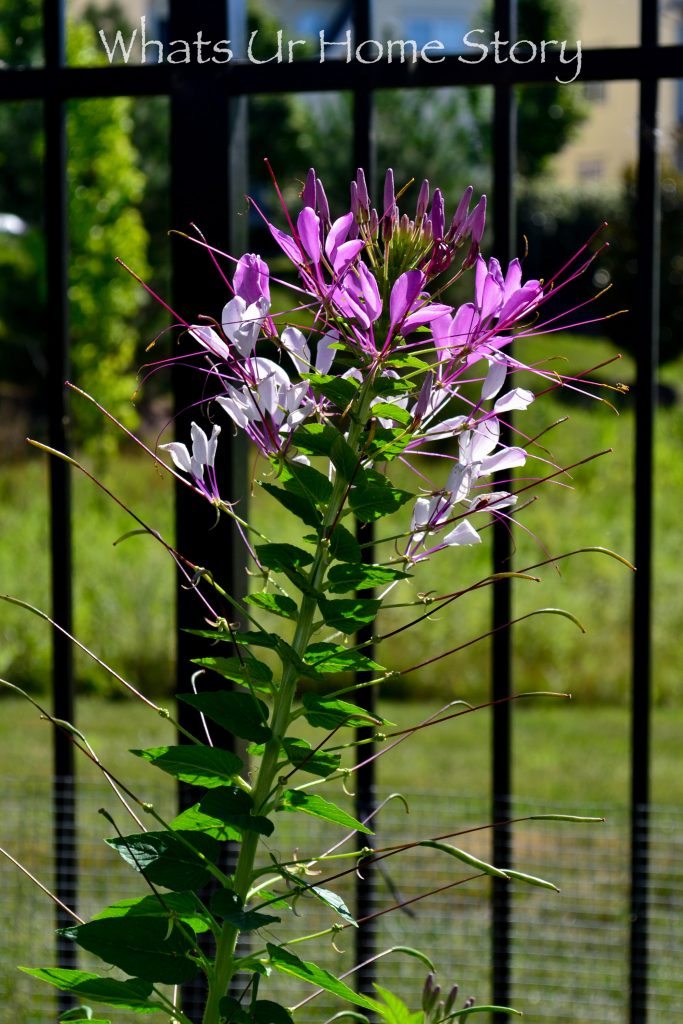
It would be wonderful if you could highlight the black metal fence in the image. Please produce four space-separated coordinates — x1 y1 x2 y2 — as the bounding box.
0 0 677 1021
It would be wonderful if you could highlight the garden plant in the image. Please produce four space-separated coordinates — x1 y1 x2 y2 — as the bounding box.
2 167 632 1024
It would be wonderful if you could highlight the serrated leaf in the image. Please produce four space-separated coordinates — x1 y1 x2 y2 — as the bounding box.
210 888 281 931
266 945 378 1012
278 789 373 834
60 918 199 985
18 968 158 1012
92 893 211 934
303 642 384 673
419 841 509 879
282 737 341 778
199 788 274 837
191 654 273 693
179 691 271 743
326 563 411 594
349 483 413 523
106 831 221 891
318 596 381 634
130 745 243 789
301 692 386 729
246 592 298 620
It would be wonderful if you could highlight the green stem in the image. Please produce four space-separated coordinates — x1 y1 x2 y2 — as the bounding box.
202 387 374 1024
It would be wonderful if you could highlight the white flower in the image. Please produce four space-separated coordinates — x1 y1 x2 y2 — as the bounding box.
160 422 221 503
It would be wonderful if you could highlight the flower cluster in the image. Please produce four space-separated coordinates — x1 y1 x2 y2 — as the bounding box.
161 167 597 564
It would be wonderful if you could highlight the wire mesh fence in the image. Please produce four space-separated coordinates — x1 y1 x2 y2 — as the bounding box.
2 780 681 1024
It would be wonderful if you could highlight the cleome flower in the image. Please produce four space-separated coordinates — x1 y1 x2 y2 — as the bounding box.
160 421 222 504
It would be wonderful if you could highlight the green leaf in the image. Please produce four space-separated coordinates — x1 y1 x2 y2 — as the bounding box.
266 945 378 1012
370 402 413 426
327 523 362 563
419 841 509 879
372 984 422 1024
385 354 431 370
282 737 341 778
60 918 199 985
278 789 373 834
326 563 411 593
251 1000 295 1024
374 376 416 397
287 877 357 926
304 372 359 409
256 542 314 573
349 482 413 523
246 592 299 620
191 654 273 693
365 427 412 462
170 804 240 841
18 968 159 1012
210 888 281 931
292 423 341 458
199 787 274 837
301 693 385 729
259 481 320 529
281 461 334 506
318 596 381 634
218 996 252 1024
92 893 211 934
59 1009 98 1022
179 691 271 743
130 745 243 788
330 433 362 482
106 831 221 891
303 643 384 673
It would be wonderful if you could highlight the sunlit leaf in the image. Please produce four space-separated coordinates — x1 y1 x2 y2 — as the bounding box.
278 789 373 834
266 945 378 1012
18 968 159 1012
106 831 220 891
130 745 243 788
60 918 199 984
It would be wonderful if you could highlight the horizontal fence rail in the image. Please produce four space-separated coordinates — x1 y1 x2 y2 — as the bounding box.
0 0 668 1019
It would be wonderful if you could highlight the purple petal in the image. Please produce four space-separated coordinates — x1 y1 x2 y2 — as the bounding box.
297 207 322 264
389 270 425 334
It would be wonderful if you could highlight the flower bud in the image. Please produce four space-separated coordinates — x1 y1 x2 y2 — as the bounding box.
302 167 317 209
443 984 459 1016
430 188 445 240
316 178 330 225
416 178 430 221
356 167 370 212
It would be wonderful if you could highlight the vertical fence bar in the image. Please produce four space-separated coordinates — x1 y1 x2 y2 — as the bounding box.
352 0 377 989
630 3 661 1021
490 0 517 1016
169 2 248 1017
43 0 77 1002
